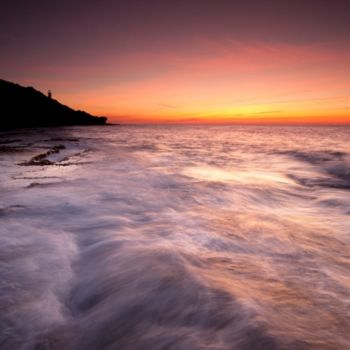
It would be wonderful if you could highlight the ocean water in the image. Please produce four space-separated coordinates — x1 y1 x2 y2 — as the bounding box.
0 125 350 350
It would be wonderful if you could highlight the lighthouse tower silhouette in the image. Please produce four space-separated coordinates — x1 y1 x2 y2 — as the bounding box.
48 90 52 99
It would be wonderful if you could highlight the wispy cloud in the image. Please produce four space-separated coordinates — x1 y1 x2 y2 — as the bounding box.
252 110 283 115
158 103 179 109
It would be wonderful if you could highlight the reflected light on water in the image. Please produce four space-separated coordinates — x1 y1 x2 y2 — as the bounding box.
0 125 350 350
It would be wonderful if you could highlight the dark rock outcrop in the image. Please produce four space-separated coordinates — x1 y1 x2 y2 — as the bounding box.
0 79 107 130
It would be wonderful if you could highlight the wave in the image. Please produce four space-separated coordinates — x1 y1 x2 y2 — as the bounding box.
1 125 350 349
278 150 350 189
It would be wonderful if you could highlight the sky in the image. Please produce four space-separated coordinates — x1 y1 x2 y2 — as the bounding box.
1 0 350 124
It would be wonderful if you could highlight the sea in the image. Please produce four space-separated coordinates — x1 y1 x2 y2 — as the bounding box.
0 125 350 350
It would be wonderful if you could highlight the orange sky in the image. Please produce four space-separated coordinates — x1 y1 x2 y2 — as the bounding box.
2 1 350 124
57 41 350 124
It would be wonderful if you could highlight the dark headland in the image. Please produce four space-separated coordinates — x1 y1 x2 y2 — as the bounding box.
0 79 108 130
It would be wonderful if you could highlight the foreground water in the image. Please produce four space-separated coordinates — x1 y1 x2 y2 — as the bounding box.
0 125 350 350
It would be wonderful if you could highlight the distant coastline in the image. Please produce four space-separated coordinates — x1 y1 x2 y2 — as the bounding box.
0 79 108 130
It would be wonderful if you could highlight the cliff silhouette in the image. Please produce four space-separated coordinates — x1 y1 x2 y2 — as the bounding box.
0 79 107 130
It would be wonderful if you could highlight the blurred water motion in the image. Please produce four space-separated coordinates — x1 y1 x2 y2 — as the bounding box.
0 125 350 350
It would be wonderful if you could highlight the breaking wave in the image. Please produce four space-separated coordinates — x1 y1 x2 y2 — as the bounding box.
1 125 350 349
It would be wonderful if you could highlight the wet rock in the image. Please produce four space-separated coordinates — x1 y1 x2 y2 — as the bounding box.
0 139 22 144
0 146 24 153
18 144 65 166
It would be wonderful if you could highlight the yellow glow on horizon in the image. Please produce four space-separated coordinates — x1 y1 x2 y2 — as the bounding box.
39 41 350 125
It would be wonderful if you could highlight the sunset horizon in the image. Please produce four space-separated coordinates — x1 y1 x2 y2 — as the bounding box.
2 1 350 125
1 2 350 349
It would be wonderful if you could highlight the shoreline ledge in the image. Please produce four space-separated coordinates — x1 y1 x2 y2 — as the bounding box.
0 79 108 130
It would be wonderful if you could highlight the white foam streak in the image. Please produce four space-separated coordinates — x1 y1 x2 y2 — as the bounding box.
1 125 350 349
